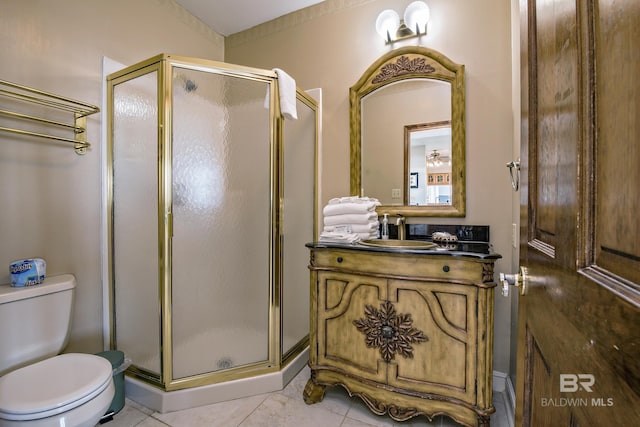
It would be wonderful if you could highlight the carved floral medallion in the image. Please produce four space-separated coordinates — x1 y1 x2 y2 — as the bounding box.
353 300 428 362
482 262 495 283
372 56 436 84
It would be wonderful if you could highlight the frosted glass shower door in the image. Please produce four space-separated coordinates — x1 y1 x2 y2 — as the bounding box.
171 67 272 379
111 69 161 376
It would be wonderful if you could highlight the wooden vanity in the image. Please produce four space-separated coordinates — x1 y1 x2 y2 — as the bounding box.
303 242 501 427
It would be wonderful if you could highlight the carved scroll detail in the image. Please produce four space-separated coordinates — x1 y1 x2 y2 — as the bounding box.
372 56 436 84
353 300 428 362
356 390 434 422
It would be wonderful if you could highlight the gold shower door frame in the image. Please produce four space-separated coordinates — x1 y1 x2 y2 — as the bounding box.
107 54 317 391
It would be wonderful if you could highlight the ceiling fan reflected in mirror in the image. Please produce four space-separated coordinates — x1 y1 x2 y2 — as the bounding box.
427 149 451 167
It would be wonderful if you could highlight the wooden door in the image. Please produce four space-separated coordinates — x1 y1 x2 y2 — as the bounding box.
517 0 640 426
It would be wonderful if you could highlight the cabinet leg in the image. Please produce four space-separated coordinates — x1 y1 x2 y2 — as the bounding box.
303 378 326 404
478 414 491 426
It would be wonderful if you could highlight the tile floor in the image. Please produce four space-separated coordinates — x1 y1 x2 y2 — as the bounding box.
104 366 513 427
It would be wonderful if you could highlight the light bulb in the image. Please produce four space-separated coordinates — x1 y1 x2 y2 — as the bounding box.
375 9 400 40
404 1 430 34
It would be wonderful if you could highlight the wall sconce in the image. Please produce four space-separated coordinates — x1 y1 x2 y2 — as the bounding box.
375 1 430 44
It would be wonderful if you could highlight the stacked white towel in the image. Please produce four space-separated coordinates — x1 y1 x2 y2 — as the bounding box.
319 196 381 243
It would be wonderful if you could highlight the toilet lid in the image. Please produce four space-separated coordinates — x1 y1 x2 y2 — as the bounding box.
0 353 113 420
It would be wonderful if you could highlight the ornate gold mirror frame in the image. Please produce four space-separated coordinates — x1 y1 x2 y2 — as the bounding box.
350 46 465 217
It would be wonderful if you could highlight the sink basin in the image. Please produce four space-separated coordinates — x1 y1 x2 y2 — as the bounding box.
360 239 438 249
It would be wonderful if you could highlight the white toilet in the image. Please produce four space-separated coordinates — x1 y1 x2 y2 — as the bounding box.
0 274 115 427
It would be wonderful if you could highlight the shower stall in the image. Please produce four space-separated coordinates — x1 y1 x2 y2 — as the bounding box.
106 55 317 410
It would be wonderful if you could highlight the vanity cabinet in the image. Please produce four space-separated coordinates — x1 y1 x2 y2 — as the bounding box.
303 244 500 427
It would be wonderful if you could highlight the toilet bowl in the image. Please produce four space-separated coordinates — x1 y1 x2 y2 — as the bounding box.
0 353 115 427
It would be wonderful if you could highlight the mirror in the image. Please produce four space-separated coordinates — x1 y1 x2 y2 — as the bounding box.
405 120 452 206
350 46 465 217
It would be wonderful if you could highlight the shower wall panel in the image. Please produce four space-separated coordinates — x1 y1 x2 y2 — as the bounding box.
112 70 161 375
281 95 316 356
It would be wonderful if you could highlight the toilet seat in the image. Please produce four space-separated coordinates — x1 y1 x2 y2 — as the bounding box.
0 353 112 421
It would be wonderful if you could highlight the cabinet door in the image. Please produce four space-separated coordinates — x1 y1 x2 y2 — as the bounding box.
387 280 478 404
316 271 388 384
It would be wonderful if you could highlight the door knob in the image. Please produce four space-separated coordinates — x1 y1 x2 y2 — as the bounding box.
499 266 528 297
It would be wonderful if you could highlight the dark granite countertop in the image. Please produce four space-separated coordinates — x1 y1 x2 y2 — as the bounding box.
306 240 502 260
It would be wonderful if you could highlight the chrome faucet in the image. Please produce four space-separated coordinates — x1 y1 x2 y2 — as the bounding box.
396 215 406 240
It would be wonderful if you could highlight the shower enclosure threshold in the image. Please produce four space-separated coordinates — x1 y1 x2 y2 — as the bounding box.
123 347 309 413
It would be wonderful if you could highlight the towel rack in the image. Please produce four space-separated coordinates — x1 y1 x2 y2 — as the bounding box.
0 79 100 155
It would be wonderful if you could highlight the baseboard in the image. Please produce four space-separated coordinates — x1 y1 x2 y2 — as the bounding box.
493 370 507 392
492 371 515 427
505 374 516 427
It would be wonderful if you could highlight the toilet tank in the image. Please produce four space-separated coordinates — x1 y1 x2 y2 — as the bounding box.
0 274 76 375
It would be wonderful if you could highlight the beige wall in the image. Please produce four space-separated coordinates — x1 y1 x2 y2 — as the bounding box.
0 0 224 354
226 0 515 375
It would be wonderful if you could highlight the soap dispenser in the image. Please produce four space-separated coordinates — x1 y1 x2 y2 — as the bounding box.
381 214 389 240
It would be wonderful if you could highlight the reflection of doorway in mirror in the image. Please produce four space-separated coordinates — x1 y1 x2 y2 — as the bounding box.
406 121 452 205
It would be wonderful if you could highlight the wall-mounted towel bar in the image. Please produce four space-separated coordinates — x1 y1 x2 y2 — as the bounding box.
0 79 100 155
